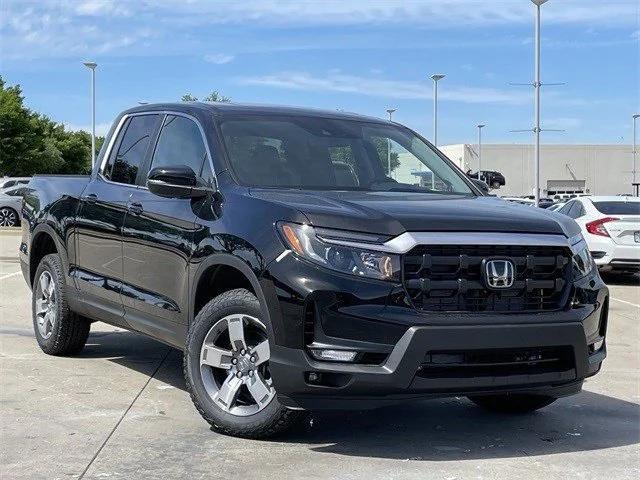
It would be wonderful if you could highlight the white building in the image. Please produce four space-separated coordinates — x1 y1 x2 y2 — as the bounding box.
439 144 635 198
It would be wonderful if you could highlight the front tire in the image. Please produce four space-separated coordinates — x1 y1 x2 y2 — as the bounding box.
184 288 304 438
468 393 556 414
32 253 90 355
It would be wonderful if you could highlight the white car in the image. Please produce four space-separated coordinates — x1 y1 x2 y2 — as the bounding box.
501 196 536 207
0 185 27 227
0 177 30 191
547 202 566 212
556 196 640 273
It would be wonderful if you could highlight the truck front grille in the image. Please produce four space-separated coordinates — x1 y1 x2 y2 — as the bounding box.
402 245 572 313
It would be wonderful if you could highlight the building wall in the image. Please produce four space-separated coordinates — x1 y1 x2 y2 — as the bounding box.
439 144 634 197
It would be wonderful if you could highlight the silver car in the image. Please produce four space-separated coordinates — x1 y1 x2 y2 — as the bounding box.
0 177 30 191
0 185 26 227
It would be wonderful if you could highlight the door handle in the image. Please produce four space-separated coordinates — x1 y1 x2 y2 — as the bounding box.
128 202 144 215
84 193 98 204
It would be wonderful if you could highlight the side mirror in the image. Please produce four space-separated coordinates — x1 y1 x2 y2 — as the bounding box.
471 178 490 194
147 166 210 199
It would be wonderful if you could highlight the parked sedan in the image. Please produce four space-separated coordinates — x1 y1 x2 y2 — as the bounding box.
0 177 30 191
547 202 566 212
0 185 26 227
556 196 640 273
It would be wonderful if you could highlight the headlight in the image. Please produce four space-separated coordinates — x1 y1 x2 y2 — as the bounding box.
572 244 593 280
278 222 400 281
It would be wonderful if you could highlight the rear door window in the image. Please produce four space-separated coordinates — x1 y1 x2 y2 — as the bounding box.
593 201 640 215
103 114 160 185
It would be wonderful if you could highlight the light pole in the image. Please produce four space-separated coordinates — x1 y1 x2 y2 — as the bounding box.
531 0 548 207
431 74 445 189
83 61 97 169
430 74 445 147
386 108 396 177
633 114 639 188
477 124 485 181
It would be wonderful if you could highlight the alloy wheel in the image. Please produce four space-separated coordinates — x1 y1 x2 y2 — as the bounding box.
0 208 17 227
199 314 275 416
35 271 57 339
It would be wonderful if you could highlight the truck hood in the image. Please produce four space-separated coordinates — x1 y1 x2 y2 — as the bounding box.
248 189 580 238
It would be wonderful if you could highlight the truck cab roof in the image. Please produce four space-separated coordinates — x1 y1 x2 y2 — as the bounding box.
122 102 389 124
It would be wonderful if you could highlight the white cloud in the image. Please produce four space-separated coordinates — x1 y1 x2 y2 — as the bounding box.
75 0 131 17
63 122 112 137
1 0 636 60
147 0 639 28
238 71 529 105
203 53 235 64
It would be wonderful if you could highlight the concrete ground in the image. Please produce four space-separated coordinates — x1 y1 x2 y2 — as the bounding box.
1 230 638 480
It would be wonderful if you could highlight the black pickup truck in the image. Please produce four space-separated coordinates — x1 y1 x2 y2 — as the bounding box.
20 102 608 438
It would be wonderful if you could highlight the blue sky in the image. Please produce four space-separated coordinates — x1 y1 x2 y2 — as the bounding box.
1 0 638 145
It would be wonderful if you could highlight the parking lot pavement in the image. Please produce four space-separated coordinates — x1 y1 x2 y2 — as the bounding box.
1 231 639 480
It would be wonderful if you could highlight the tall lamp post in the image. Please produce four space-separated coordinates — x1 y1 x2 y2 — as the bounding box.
430 74 445 147
477 124 486 181
531 0 548 207
83 61 97 169
431 74 445 189
633 114 639 189
386 109 396 177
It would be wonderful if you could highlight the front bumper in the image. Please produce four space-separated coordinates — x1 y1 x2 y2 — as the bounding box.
271 321 605 410
263 251 608 411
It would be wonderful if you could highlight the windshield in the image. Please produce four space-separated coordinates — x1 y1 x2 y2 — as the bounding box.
219 115 474 195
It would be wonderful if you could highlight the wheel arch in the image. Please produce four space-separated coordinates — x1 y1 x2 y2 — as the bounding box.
191 254 273 334
29 224 67 286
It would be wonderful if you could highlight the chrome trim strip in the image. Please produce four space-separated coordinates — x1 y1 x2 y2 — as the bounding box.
319 231 576 255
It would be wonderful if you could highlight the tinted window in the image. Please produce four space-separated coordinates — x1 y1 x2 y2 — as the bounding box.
593 201 640 215
149 115 207 177
104 115 159 185
220 116 473 195
557 201 574 216
5 187 26 196
572 202 585 218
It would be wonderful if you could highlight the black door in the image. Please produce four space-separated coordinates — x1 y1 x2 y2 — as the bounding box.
74 113 161 325
121 113 212 346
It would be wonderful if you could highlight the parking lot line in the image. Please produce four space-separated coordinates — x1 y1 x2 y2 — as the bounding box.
611 297 640 309
0 271 21 281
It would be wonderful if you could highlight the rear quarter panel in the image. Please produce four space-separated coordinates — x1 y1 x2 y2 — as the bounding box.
21 175 90 285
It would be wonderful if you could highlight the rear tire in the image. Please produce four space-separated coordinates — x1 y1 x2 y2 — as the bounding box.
184 288 304 438
468 394 556 414
32 253 90 355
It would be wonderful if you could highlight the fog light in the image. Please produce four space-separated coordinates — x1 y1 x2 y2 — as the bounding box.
590 339 605 353
310 349 358 362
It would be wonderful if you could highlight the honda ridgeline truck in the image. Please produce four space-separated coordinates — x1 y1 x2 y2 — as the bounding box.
20 103 608 438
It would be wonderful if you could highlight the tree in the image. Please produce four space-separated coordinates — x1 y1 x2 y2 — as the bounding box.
203 91 231 103
0 76 103 176
181 91 231 103
0 78 44 176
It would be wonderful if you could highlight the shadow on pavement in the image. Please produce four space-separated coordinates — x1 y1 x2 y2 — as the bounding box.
601 271 640 286
80 329 640 461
